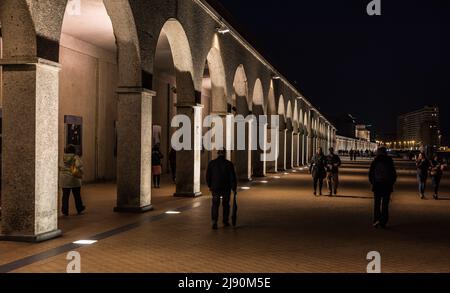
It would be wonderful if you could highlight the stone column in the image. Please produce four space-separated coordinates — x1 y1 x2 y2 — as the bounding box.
252 119 267 178
115 88 154 213
0 58 62 242
293 133 299 167
224 114 234 161
286 129 293 169
174 104 202 197
266 124 279 173
307 134 313 163
278 129 287 171
235 116 253 181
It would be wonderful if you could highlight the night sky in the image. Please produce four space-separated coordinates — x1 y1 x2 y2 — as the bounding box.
215 0 450 144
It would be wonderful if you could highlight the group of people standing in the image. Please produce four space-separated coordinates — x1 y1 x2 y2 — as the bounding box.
309 145 446 229
309 147 342 196
416 152 445 200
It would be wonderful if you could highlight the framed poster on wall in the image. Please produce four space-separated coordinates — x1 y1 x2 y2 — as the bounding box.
64 115 83 156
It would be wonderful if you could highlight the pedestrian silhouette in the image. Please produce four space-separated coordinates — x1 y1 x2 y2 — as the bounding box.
206 150 237 230
369 147 397 229
416 151 430 199
310 147 327 196
326 147 342 196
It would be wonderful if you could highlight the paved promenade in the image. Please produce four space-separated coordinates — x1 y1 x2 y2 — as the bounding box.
0 159 449 273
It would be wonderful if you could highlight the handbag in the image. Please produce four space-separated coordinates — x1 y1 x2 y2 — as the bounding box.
70 158 83 179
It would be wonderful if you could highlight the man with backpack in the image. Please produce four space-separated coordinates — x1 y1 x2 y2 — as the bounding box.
369 147 397 229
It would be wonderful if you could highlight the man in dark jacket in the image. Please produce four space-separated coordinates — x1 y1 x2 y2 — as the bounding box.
206 150 237 230
326 147 342 196
369 147 397 229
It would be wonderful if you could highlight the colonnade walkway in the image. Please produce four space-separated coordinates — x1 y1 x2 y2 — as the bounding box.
0 159 449 272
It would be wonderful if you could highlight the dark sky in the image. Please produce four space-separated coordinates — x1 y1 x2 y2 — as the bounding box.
215 0 450 144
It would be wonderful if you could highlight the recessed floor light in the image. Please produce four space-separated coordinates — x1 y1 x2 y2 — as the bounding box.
259 180 268 184
240 187 251 190
73 240 97 245
166 211 181 215
283 172 289 175
273 176 281 179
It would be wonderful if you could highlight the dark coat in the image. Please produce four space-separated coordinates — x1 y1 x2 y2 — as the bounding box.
310 154 327 179
206 156 237 194
369 154 397 193
326 153 342 173
416 158 430 179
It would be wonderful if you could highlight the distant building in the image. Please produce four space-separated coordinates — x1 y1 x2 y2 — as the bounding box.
397 106 441 148
355 124 371 141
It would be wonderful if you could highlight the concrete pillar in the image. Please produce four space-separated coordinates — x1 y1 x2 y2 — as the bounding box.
252 119 267 178
115 88 154 213
225 114 234 161
278 129 287 171
300 134 305 165
174 104 202 196
0 58 62 242
266 124 279 173
286 129 293 169
235 116 253 181
295 133 300 167
307 135 313 163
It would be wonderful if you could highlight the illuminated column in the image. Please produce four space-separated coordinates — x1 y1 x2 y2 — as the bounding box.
278 128 287 171
235 116 253 181
266 121 279 173
253 116 267 177
293 132 299 167
286 128 294 169
115 88 154 212
173 104 203 196
0 58 62 242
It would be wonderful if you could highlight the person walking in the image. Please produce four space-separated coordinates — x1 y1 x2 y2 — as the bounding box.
326 147 342 196
349 149 354 161
59 145 85 216
416 152 430 199
169 147 177 183
152 144 164 188
430 155 445 200
206 150 237 230
310 147 327 196
369 147 397 229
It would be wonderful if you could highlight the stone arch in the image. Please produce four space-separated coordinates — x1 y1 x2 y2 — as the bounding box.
252 78 265 116
293 100 299 129
252 79 264 107
233 64 250 114
0 0 36 58
103 0 142 87
286 100 293 120
205 46 228 113
267 81 276 115
277 95 285 117
156 18 195 104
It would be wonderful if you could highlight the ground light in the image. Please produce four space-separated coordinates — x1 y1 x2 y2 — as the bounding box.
73 240 97 245
259 180 269 184
166 211 181 215
240 187 251 190
272 176 281 179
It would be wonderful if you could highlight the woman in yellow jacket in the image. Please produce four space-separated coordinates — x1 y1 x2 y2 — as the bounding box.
59 145 85 216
